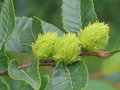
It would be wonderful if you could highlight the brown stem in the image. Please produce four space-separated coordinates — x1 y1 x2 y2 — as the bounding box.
0 71 8 76
0 61 56 76
80 51 111 58
18 61 33 69
0 51 111 76
39 61 56 67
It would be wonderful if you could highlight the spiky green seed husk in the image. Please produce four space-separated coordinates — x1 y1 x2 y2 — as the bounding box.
79 22 109 52
53 33 81 64
32 33 58 61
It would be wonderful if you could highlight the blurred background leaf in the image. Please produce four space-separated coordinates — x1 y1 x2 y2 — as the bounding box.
83 78 118 90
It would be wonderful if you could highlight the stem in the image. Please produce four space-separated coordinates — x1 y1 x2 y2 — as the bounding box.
0 51 111 76
18 61 56 69
39 61 56 67
0 61 56 76
80 51 111 58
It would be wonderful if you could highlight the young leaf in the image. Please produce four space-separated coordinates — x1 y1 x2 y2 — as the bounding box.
41 20 64 37
40 75 50 90
0 0 15 49
52 61 88 90
6 17 41 53
8 60 41 90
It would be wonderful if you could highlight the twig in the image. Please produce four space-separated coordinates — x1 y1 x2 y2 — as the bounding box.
0 51 113 76
39 61 56 67
0 61 56 76
80 51 111 58
0 71 8 76
18 61 33 69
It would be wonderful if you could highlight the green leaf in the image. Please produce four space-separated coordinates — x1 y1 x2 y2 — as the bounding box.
0 80 8 90
32 16 43 39
105 26 120 51
6 17 41 53
41 20 64 37
81 0 97 28
101 52 120 74
0 1 3 12
39 67 54 90
0 76 34 90
0 0 15 73
109 49 120 55
62 0 82 33
83 79 118 90
67 61 88 89
0 77 9 90
8 60 41 90
61 0 97 33
0 0 15 49
0 76 27 90
52 62 72 90
23 85 34 90
40 75 50 90
0 49 8 73
52 61 88 90
0 76 10 90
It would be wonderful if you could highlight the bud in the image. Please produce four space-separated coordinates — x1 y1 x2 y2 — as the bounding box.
53 33 81 64
32 33 58 61
79 22 109 52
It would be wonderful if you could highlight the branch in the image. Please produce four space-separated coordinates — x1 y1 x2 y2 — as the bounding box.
18 61 56 69
0 61 56 76
0 51 113 76
39 61 56 67
80 51 111 58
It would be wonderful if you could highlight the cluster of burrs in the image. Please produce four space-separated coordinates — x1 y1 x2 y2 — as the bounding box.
32 22 109 64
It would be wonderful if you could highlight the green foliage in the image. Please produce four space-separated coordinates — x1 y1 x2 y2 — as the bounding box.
81 0 97 28
52 61 88 90
0 77 9 90
8 60 41 90
83 79 117 90
62 0 82 33
0 76 30 90
0 0 15 73
101 52 120 74
62 0 97 33
6 17 41 53
41 20 64 36
40 75 50 90
0 0 15 49
0 49 8 73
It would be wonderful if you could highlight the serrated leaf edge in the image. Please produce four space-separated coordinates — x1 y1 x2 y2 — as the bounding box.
8 60 41 90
